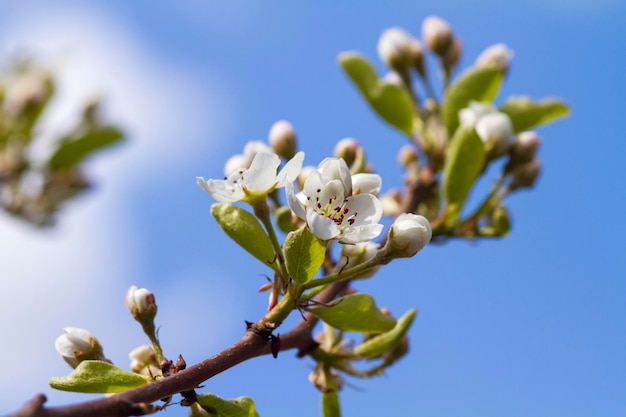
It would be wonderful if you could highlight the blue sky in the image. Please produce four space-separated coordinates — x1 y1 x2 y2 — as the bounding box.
1 1 625 416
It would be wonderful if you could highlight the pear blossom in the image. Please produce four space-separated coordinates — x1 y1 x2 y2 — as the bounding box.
198 151 304 203
287 157 383 243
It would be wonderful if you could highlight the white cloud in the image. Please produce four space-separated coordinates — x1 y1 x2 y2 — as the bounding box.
0 4 232 412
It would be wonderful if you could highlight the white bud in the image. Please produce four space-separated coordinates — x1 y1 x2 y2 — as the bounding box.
351 173 382 196
129 345 161 376
126 285 157 322
55 327 107 368
458 101 497 127
476 43 514 73
386 213 432 258
509 131 540 165
422 16 454 56
334 138 360 167
475 112 514 158
377 27 413 72
268 120 297 160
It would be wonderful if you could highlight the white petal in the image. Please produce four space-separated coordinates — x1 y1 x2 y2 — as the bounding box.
341 223 384 244
202 178 244 202
317 158 352 194
317 180 346 210
344 194 383 226
242 152 281 192
223 154 247 177
286 181 306 220
303 171 326 198
351 173 382 196
276 151 304 186
306 207 340 240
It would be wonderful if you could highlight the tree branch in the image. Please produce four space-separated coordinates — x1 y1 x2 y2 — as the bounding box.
9 280 349 417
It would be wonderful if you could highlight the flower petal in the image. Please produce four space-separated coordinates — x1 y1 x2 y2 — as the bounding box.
351 173 382 196
242 152 281 192
317 157 352 194
340 223 384 244
286 181 306 220
344 194 383 227
197 177 244 203
306 207 340 240
276 151 304 186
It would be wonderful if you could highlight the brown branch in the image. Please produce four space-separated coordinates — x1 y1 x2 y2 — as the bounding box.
9 281 349 417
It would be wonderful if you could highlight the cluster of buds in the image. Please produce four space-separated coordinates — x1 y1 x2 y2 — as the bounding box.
459 101 514 160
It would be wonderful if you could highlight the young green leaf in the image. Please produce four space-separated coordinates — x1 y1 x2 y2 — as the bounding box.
500 96 570 133
196 393 260 417
47 126 124 170
305 293 396 333
339 52 414 135
49 360 150 393
442 67 504 136
353 308 417 358
284 226 325 285
442 125 486 225
211 203 278 271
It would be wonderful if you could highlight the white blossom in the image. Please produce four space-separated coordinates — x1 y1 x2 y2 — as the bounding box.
198 151 304 203
287 158 383 243
55 327 107 368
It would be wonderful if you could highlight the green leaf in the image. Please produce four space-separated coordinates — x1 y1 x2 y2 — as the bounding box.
353 309 417 358
322 391 341 417
196 393 259 417
339 52 414 135
49 360 150 393
284 227 325 285
211 203 277 271
305 293 396 333
500 96 570 133
47 126 124 170
442 125 486 225
442 67 504 136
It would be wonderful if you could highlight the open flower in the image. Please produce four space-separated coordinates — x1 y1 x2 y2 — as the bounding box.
287 157 383 243
197 151 304 203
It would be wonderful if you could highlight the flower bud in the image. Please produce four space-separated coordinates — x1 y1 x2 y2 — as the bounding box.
341 242 380 279
129 345 162 377
397 144 419 169
475 112 513 159
334 138 360 168
55 327 108 368
409 38 426 77
377 27 414 73
385 213 432 258
459 101 497 127
509 160 541 190
351 173 381 196
268 120 297 160
223 140 272 176
509 131 540 166
3 70 50 116
476 43 514 73
422 16 454 56
126 285 157 324
441 37 462 72
297 165 316 190
380 190 402 217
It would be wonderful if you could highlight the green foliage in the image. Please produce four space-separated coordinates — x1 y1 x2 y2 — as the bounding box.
196 393 260 417
284 226 326 285
49 361 150 393
339 52 414 135
500 96 570 133
442 125 486 225
442 67 504 136
211 203 278 271
305 293 396 333
47 126 124 170
353 309 417 359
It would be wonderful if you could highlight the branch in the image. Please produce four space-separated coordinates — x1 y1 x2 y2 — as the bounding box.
9 281 348 417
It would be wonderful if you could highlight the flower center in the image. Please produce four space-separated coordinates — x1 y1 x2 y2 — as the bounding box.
308 188 357 228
